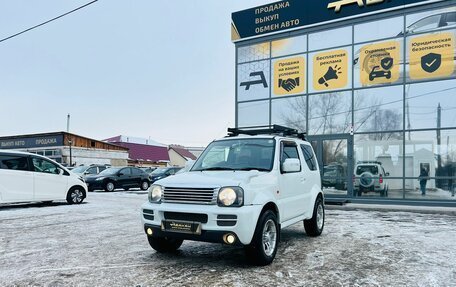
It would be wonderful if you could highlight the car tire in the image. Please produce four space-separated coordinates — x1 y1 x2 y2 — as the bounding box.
141 180 150 191
245 210 279 266
147 236 183 253
104 181 115 192
304 196 325 237
66 186 85 204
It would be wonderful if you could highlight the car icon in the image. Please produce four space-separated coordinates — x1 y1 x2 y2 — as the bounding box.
369 66 392 81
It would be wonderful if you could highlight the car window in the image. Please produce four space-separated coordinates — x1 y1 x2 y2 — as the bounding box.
99 166 107 172
0 155 29 171
300 144 318 171
409 15 441 33
281 143 300 163
356 165 378 175
443 12 456 26
32 157 60 174
131 168 142 175
87 167 97 175
120 168 131 175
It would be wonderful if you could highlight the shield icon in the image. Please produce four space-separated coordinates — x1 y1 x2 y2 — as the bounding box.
381 57 394 70
421 53 441 73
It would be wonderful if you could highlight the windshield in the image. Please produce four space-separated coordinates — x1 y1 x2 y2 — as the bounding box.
151 168 168 175
72 166 87 173
192 138 275 172
98 167 121 176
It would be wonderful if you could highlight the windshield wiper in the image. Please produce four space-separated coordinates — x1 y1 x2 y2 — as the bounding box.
237 167 270 172
196 167 235 171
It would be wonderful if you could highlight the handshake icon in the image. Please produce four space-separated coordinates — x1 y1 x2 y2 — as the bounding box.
278 77 300 92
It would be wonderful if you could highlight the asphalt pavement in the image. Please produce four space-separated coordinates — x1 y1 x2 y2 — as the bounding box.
1 190 455 286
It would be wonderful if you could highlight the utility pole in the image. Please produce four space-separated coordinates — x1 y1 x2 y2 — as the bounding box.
67 114 71 133
436 103 442 182
406 101 411 140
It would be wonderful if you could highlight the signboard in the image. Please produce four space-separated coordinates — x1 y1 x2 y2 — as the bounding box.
360 41 401 85
0 135 64 149
232 0 443 41
313 49 349 91
273 56 306 96
237 60 270 101
409 32 455 80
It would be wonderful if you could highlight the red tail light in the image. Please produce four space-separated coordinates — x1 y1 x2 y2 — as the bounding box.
379 174 383 184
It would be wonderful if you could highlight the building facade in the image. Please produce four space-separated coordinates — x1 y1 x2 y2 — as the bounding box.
0 132 129 166
233 0 456 203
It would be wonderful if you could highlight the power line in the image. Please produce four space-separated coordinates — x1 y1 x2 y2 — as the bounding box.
0 0 99 44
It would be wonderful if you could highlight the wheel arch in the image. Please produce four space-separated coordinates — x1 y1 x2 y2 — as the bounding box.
260 202 280 224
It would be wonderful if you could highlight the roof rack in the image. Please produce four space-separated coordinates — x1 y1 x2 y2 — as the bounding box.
227 125 306 140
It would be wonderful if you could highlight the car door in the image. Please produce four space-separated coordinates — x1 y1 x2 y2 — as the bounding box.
277 140 305 221
131 168 143 187
0 154 34 203
31 156 68 201
117 167 132 187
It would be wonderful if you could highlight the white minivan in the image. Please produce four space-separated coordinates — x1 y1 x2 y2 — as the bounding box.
0 150 87 205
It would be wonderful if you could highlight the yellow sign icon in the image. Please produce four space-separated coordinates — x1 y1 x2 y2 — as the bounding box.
273 56 305 96
409 32 455 80
313 49 348 91
359 41 400 86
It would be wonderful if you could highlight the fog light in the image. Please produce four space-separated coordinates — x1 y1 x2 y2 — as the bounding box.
146 228 153 235
223 233 236 244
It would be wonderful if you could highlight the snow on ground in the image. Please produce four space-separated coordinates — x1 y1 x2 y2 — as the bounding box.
1 191 455 286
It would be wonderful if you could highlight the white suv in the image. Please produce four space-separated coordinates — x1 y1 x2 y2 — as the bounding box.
141 126 324 265
354 161 389 197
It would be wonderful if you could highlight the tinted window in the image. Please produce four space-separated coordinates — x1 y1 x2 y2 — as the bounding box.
131 168 142 175
444 12 456 25
301 144 318 171
86 167 97 175
356 165 379 175
32 157 60 174
120 168 131 175
0 155 29 171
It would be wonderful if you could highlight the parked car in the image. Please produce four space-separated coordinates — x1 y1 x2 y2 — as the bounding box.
353 161 389 197
140 167 157 174
85 166 151 192
149 167 182 183
322 163 347 190
0 150 87 205
141 126 324 265
71 164 110 178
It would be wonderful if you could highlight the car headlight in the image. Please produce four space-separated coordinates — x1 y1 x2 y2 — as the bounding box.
95 177 104 181
217 187 244 207
148 185 163 203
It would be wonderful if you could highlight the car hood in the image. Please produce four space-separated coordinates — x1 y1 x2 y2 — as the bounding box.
154 170 264 188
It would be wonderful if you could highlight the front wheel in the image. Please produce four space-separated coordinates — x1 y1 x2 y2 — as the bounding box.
66 187 85 204
245 210 279 266
148 236 183 253
304 196 324 237
104 181 115 192
141 180 150 191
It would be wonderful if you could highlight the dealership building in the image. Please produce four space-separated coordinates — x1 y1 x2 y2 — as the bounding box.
0 132 129 167
232 0 456 204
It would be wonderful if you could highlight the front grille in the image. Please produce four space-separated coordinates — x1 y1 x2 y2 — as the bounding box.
163 187 217 204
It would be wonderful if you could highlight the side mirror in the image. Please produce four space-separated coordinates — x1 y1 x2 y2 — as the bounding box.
57 169 63 175
118 172 124 176
282 158 301 173
84 171 89 175
385 172 390 176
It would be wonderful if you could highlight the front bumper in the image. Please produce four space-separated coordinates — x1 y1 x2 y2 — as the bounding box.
141 202 264 245
85 180 103 191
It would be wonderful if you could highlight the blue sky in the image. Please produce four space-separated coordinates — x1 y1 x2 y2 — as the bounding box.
0 0 269 146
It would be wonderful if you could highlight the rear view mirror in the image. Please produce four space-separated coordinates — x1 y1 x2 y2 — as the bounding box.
282 158 301 173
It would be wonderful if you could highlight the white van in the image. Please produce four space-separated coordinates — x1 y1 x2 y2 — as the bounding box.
0 150 87 205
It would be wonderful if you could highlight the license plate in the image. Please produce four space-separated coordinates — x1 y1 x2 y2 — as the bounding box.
162 220 201 235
